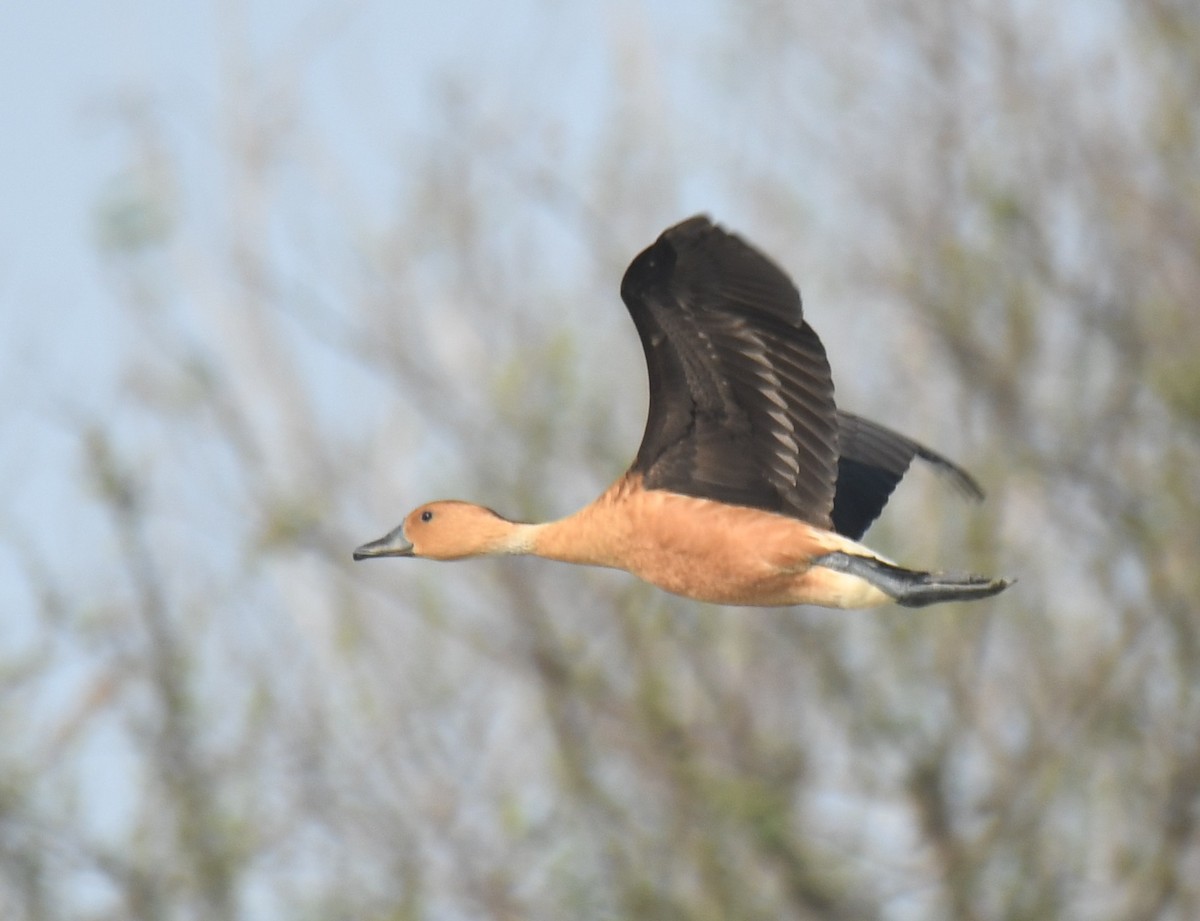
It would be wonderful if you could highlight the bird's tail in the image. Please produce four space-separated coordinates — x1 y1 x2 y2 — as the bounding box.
813 551 1011 607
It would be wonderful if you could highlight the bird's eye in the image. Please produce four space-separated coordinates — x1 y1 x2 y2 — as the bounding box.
420 510 434 522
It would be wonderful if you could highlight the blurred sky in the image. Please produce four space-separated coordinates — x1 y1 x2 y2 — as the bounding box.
0 0 734 620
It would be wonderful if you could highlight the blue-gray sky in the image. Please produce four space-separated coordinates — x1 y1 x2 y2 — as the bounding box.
0 0 732 616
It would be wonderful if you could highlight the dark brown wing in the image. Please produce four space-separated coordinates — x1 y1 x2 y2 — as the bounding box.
619 216 839 528
832 411 985 539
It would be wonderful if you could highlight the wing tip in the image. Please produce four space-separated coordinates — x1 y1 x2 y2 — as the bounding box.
619 214 715 305
913 445 986 501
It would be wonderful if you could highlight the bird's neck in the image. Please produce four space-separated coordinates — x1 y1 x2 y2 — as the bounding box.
520 515 609 566
471 516 601 562
518 478 637 568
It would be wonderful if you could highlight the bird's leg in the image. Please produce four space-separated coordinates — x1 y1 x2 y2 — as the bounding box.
811 552 1011 608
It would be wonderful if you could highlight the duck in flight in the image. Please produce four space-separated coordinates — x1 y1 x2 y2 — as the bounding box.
354 216 1009 608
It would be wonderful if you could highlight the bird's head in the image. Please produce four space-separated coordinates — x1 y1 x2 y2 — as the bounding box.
353 501 524 561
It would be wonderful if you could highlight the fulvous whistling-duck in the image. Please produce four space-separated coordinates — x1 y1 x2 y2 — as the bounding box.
355 216 1010 608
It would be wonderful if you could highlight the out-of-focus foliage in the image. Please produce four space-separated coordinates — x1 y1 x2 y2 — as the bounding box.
3 1 1199 919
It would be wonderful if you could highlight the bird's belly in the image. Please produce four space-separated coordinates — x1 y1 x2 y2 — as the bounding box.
611 500 828 606
631 554 798 606
626 536 889 608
